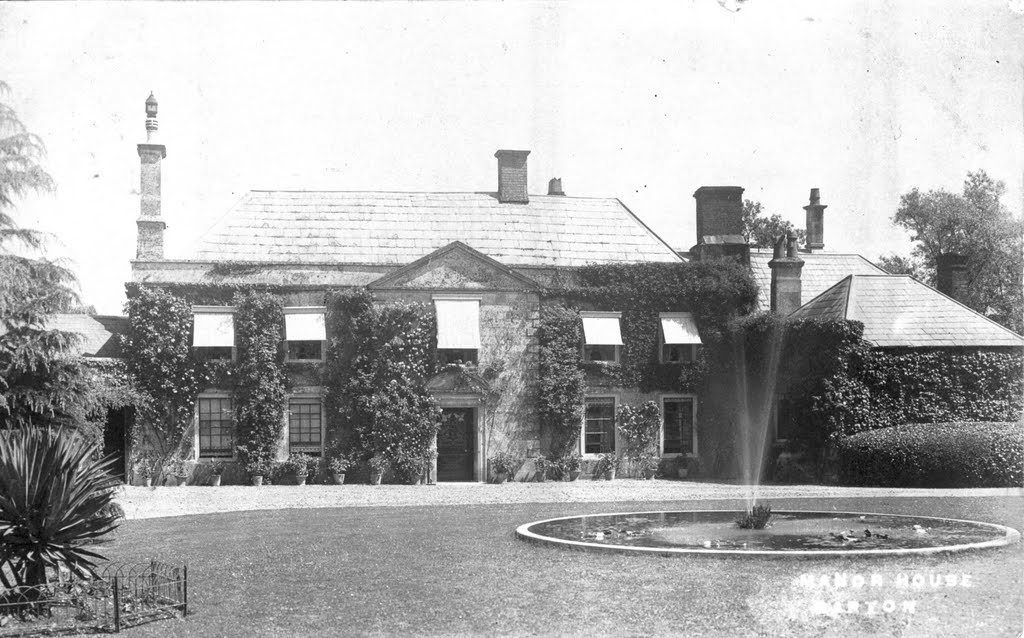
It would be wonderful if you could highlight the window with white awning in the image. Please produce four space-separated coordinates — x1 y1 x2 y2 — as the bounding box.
285 308 327 361
434 297 481 364
660 312 701 363
192 310 235 348
581 312 622 363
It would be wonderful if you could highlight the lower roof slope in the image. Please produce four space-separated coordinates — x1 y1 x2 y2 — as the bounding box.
189 191 682 267
789 275 1024 348
749 249 887 310
45 314 127 358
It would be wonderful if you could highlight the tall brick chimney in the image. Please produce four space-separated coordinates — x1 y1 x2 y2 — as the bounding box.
694 186 744 244
136 93 167 260
769 232 805 315
804 188 827 251
495 149 530 204
690 186 749 265
936 253 969 302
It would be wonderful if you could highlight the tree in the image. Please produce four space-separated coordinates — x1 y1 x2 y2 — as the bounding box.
741 199 806 248
0 81 83 427
875 253 926 280
891 170 1023 333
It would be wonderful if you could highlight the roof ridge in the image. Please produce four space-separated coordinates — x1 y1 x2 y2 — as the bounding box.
245 189 618 200
614 198 684 263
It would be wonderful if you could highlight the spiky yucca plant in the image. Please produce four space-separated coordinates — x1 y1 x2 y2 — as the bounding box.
0 427 121 589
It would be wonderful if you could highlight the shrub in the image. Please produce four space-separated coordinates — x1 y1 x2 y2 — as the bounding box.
0 427 121 588
285 453 315 477
836 422 1023 487
593 453 620 476
490 451 522 478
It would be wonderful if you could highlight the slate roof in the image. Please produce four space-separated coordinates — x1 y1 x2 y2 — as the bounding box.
789 275 1024 348
190 191 682 267
749 249 887 310
45 315 127 358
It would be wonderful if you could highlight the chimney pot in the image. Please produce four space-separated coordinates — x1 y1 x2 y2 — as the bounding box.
548 177 564 196
495 149 530 204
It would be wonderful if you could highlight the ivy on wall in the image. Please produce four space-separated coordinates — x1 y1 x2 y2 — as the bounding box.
323 289 440 482
231 290 286 469
536 304 585 457
560 261 759 392
121 286 203 476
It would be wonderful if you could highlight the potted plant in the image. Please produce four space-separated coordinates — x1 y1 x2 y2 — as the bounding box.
559 453 582 481
594 453 619 480
638 454 660 480
489 451 522 484
137 458 153 487
328 453 350 485
286 452 313 486
532 455 550 482
165 459 189 486
209 461 225 487
368 454 388 485
247 458 271 486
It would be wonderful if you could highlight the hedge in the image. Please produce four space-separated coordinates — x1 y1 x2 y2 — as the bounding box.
835 422 1023 487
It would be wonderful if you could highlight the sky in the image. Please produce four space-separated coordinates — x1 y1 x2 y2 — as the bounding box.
1 0 1022 315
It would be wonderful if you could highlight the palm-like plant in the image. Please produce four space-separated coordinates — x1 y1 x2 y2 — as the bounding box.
0 427 121 589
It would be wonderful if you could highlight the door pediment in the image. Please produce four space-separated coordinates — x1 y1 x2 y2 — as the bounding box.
368 241 540 292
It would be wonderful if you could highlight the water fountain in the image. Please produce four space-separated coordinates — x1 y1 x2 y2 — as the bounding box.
517 321 1021 556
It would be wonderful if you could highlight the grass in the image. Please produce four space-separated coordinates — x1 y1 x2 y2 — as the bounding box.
102 496 1022 637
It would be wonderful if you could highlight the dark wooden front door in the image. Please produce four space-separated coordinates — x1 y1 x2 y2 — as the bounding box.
437 408 475 482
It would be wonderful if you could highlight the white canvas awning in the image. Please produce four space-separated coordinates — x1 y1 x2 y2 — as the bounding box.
581 313 623 346
285 311 326 341
660 313 702 344
434 298 480 349
192 312 235 348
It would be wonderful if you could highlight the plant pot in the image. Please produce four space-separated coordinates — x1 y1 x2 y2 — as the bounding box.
210 474 222 487
295 474 308 486
603 469 616 481
176 475 188 486
332 472 346 485
494 472 508 484
643 468 658 480
677 468 689 479
251 475 264 487
565 470 581 482
369 470 383 485
142 477 152 488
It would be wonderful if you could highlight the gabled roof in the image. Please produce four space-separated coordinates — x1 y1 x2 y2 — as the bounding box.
749 249 887 310
190 191 682 268
45 314 127 358
790 275 1024 348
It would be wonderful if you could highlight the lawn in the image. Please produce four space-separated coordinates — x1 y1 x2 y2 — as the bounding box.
102 496 1023 637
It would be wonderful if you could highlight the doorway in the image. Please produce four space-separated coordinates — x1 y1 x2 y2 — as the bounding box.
437 407 476 482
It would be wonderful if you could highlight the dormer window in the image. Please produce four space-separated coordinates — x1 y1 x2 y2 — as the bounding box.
434 296 480 366
285 307 327 362
581 311 623 363
659 312 701 364
192 307 236 361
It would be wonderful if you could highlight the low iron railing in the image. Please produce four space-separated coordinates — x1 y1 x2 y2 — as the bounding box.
0 559 186 635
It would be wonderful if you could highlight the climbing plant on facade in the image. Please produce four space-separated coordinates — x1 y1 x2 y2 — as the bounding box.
231 290 286 469
324 289 440 482
121 286 202 475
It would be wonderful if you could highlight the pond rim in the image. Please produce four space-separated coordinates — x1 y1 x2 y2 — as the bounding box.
515 509 1022 558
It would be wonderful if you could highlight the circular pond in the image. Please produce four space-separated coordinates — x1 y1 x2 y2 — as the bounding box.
516 510 1021 557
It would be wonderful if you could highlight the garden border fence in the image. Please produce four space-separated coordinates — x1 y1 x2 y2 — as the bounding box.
0 559 187 635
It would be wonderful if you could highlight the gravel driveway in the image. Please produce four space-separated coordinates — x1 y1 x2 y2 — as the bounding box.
115 480 1021 520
